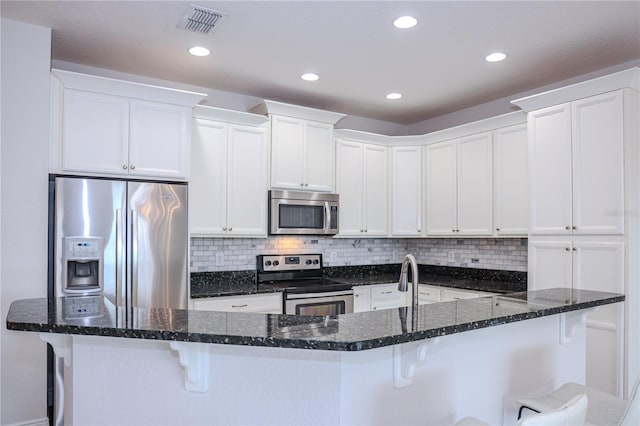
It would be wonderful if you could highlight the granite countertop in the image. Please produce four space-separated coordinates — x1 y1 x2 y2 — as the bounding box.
190 264 527 298
7 288 623 351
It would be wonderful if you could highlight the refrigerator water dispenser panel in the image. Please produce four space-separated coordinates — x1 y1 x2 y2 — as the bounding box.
63 236 104 295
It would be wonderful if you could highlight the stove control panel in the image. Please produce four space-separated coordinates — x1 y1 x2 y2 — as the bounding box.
259 254 322 272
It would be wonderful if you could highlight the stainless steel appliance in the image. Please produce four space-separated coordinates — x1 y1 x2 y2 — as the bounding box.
268 190 339 235
49 175 188 312
257 254 353 315
47 175 188 426
62 236 103 295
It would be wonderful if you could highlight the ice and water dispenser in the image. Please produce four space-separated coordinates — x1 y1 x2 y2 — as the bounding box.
62 237 103 295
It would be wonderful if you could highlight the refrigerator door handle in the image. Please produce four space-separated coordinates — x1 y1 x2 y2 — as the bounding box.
131 209 139 308
116 208 125 307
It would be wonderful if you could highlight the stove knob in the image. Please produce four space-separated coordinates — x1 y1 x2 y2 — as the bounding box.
306 259 313 265
265 261 272 266
273 260 280 266
313 259 319 265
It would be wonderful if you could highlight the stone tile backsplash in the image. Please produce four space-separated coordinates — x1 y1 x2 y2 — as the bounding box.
190 237 528 272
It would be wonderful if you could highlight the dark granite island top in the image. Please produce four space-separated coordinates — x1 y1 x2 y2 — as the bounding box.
7 288 623 352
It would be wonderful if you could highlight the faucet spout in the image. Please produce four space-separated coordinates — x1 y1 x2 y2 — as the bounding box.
398 254 419 306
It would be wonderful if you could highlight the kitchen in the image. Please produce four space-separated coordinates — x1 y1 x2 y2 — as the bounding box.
2 2 639 425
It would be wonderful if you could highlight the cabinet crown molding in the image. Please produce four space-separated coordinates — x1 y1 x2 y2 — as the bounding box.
193 105 269 127
511 67 639 112
51 69 207 107
335 111 526 146
249 100 346 124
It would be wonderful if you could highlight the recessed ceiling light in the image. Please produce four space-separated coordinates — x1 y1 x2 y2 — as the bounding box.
301 73 319 82
386 92 403 100
189 46 210 57
393 16 418 29
485 52 507 62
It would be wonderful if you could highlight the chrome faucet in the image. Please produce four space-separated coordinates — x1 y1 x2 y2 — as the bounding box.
398 254 419 306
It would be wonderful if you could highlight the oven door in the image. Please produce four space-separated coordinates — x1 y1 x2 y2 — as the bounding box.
285 290 353 315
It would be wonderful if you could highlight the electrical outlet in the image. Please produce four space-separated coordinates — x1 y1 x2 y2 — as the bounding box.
447 251 455 262
329 251 337 262
215 252 224 267
393 249 398 260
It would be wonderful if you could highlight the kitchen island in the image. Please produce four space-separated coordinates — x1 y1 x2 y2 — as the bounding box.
7 288 623 425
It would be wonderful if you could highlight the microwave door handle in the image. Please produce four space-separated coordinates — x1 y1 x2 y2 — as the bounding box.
324 201 331 232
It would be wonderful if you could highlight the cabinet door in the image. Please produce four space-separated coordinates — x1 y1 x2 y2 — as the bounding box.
62 89 129 175
353 287 371 313
304 121 334 191
129 100 189 179
573 241 625 396
528 240 572 290
336 140 364 236
190 119 228 235
425 141 457 235
529 104 573 235
572 91 624 235
457 132 493 235
363 144 389 235
270 115 305 189
226 125 268 236
494 124 529 236
391 146 422 236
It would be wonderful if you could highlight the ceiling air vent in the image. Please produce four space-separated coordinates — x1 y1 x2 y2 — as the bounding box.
177 4 226 34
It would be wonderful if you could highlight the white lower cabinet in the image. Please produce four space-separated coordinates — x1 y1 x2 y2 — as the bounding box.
354 284 493 311
529 238 625 396
353 287 372 313
192 293 283 314
418 285 441 304
370 284 410 311
441 288 480 301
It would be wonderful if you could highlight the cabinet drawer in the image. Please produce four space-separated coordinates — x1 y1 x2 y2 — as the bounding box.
441 289 479 302
418 285 441 302
192 293 282 314
371 284 409 310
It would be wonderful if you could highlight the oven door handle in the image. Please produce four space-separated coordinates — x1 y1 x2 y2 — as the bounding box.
286 290 354 300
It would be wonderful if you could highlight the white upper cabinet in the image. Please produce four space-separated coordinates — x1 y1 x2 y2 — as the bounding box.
51 69 205 180
250 100 345 193
61 90 130 175
270 115 334 191
128 100 190 178
494 124 529 236
336 139 388 237
391 146 422 236
425 132 493 236
190 106 269 237
425 141 457 235
571 92 624 234
528 91 624 235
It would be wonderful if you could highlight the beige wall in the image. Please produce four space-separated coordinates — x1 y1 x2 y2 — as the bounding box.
1 18 51 425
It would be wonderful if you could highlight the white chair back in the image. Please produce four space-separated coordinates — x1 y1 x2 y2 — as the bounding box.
516 393 588 426
619 377 640 426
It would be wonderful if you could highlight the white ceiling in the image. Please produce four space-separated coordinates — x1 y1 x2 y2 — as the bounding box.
2 1 639 125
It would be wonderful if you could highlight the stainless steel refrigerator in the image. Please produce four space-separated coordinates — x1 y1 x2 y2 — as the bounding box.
47 174 188 425
49 175 188 311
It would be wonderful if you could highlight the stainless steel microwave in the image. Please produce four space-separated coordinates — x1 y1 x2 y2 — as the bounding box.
269 190 339 235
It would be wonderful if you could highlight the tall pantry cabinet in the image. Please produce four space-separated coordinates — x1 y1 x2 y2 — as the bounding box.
513 68 640 399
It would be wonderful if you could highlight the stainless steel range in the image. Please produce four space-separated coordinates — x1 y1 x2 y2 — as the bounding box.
256 254 353 315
